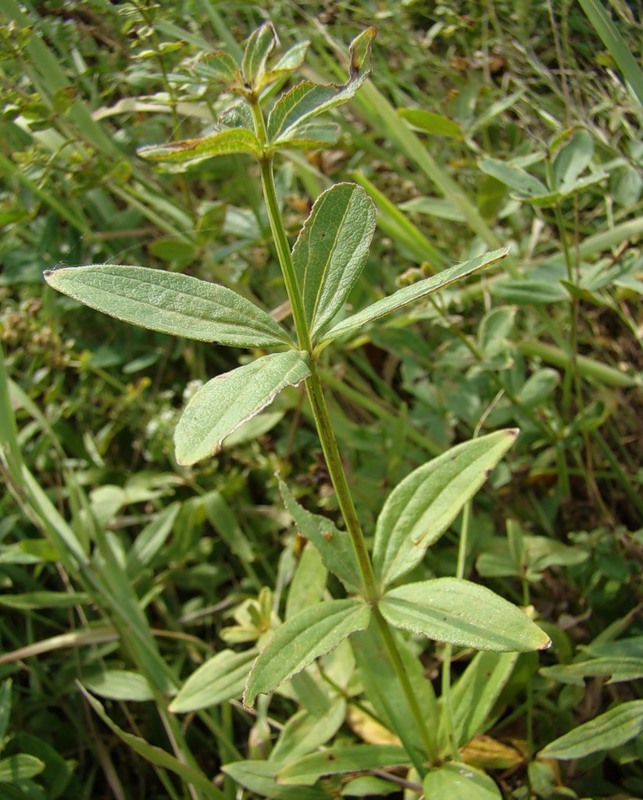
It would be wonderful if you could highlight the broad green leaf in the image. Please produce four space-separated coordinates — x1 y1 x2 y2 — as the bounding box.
553 130 594 191
380 578 551 652
539 700 643 760
478 158 548 198
193 51 241 85
447 651 518 747
372 430 519 587
285 543 328 620
492 278 568 304
318 248 508 347
244 599 370 707
0 754 45 782
399 108 462 139
175 351 311 465
242 23 276 90
44 265 291 348
279 480 362 592
423 763 501 800
268 120 340 150
170 649 257 713
277 744 410 785
270 698 346 764
83 670 154 702
351 618 437 763
79 686 226 799
267 28 376 144
222 761 330 799
292 183 376 339
540 657 643 687
137 128 261 164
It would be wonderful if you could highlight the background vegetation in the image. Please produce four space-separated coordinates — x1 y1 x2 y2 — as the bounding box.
0 1 641 798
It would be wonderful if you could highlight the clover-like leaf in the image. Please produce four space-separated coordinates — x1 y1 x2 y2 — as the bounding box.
175 351 311 465
44 265 291 348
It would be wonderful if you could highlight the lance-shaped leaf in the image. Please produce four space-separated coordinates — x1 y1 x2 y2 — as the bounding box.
175 351 311 465
44 265 292 348
279 479 362 592
170 648 257 713
242 23 276 90
266 121 340 152
267 28 376 145
380 578 551 652
292 183 376 339
478 158 548 198
373 429 518 588
539 700 643 760
260 40 310 88
243 599 370 707
138 128 261 165
318 248 508 348
277 744 410 785
222 761 329 800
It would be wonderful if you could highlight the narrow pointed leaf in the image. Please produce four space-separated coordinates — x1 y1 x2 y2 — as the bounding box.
380 578 551 652
242 23 276 89
478 158 548 197
399 108 462 139
267 28 376 144
540 656 643 686
44 265 291 348
270 699 347 764
277 744 410 785
244 599 370 707
539 700 643 759
553 129 594 192
0 754 45 782
170 649 257 713
138 128 261 164
373 429 518 587
279 479 362 592
319 248 508 347
268 120 341 151
423 763 501 800
79 686 226 799
261 40 310 87
292 183 376 339
175 351 310 465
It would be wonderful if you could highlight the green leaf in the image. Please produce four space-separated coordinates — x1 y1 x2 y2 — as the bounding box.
0 681 11 743
83 670 154 702
222 761 330 799
492 278 568 304
285 543 328 619
380 578 551 652
175 351 311 465
553 129 594 192
244 599 371 707
292 183 376 339
270 699 346 764
79 686 225 798
398 108 462 139
0 754 45 782
261 41 310 88
539 700 643 760
540 657 643 687
0 591 89 609
242 23 276 90
192 51 241 85
268 120 341 151
126 503 180 576
319 248 508 347
170 649 257 713
44 265 291 348
277 744 410 785
372 430 519 587
423 763 501 800
478 158 548 198
267 28 376 144
447 651 518 747
279 480 362 592
137 128 261 164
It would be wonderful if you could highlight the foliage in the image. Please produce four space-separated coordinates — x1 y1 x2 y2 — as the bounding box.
0 2 641 799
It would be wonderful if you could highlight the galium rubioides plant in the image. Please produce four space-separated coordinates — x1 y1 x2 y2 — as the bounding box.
45 24 551 796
